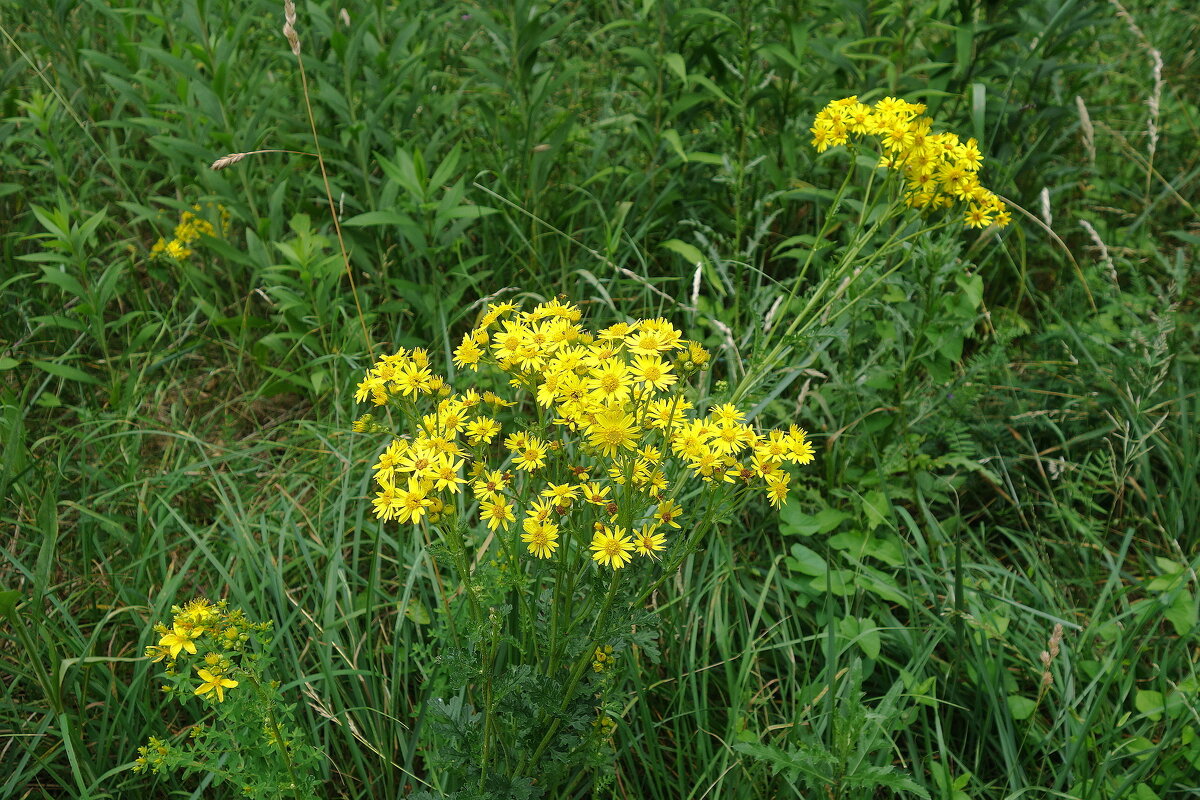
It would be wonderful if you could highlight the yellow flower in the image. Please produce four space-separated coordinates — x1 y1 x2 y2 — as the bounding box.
472 469 509 501
786 426 816 465
393 362 433 397
521 521 559 559
372 477 402 520
453 334 484 371
590 526 635 569
633 525 667 557
964 204 993 229
466 417 501 445
164 240 192 260
654 499 683 529
159 624 201 659
585 406 640 459
765 473 790 507
541 482 578 506
428 455 466 494
629 354 676 391
194 668 238 702
512 437 548 472
480 497 515 531
394 477 433 524
589 360 632 404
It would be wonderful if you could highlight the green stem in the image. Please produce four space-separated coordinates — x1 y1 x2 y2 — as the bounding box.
518 570 623 778
247 674 305 800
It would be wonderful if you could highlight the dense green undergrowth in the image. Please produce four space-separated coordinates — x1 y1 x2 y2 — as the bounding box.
1 0 1197 797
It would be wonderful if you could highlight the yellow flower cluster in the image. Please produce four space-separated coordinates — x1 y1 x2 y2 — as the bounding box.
150 204 228 260
592 644 616 673
144 598 257 703
355 298 815 569
811 96 1011 228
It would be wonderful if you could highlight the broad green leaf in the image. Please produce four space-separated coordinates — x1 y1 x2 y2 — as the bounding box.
1165 589 1197 637
787 544 826 576
839 616 881 660
861 490 889 530
780 505 849 536
1136 689 1165 721
0 589 19 617
1007 694 1037 720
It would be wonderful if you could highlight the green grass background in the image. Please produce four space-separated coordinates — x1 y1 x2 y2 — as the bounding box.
1 0 1197 797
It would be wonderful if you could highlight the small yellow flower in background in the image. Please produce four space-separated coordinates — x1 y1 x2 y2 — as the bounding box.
765 473 791 508
150 204 225 261
654 499 683 529
194 668 238 702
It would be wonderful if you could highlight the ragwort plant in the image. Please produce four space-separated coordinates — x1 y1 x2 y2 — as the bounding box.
353 298 814 797
134 599 321 799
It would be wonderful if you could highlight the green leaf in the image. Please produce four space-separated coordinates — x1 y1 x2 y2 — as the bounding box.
662 128 687 162
781 505 849 536
1165 589 1197 637
787 544 827 576
404 598 431 625
664 52 686 82
660 239 705 267
861 490 889 530
31 360 101 385
809 569 853 596
343 209 414 227
1135 689 1165 721
839 616 881 660
1007 695 1037 720
1134 783 1162 800
0 589 19 618
0 358 19 371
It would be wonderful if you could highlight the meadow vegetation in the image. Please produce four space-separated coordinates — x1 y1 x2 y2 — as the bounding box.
1 0 1197 797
